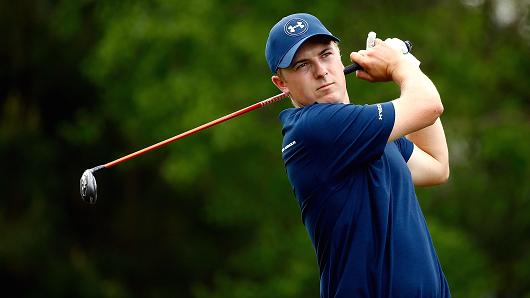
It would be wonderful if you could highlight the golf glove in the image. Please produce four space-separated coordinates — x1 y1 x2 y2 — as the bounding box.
366 32 421 68
384 37 421 67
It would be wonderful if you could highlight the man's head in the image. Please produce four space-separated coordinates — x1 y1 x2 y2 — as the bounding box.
265 13 349 107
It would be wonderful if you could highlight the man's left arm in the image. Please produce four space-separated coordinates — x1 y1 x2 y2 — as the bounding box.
406 118 450 186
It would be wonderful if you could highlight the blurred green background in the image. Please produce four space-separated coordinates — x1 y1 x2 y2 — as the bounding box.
1 0 529 297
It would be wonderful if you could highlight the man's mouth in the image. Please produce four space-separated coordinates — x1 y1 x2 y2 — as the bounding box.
317 82 334 91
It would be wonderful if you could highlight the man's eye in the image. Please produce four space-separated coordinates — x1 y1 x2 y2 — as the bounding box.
295 63 308 70
322 52 332 58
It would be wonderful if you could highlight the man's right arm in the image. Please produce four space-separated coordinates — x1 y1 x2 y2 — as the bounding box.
389 63 443 142
350 38 449 186
387 50 449 186
350 38 443 142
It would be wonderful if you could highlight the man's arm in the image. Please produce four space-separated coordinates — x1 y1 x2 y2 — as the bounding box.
406 119 450 186
350 38 449 186
351 39 443 142
392 64 450 186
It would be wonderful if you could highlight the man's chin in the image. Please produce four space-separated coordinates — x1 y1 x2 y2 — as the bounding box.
317 94 344 104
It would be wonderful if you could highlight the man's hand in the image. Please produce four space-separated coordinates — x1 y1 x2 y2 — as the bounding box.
350 38 409 82
384 38 421 68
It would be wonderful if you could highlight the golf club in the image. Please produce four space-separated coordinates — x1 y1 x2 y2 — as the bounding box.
80 41 413 204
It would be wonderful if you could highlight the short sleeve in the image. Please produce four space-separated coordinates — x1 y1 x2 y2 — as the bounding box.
301 102 395 169
394 137 414 162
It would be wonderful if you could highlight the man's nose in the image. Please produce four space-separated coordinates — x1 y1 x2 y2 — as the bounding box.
313 61 328 79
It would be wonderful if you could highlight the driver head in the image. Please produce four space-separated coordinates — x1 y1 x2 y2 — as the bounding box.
80 169 97 204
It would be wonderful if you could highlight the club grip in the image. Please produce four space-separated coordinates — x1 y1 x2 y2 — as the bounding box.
343 40 413 75
343 63 362 75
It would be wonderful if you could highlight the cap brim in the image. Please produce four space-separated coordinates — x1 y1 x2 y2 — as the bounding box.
277 34 339 71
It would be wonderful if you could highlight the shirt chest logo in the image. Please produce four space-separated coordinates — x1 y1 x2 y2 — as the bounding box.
282 140 297 152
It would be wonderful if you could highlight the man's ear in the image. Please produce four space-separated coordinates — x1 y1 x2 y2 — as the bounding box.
271 75 289 94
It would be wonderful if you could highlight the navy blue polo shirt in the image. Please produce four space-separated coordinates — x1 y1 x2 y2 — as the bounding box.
279 102 450 298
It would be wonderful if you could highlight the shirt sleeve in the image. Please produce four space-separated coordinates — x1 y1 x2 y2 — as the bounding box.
301 102 395 171
394 137 415 162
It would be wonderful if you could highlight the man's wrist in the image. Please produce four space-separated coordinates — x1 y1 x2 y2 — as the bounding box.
391 62 423 86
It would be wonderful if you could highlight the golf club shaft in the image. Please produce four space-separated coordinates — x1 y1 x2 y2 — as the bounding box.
102 91 291 169
95 63 364 171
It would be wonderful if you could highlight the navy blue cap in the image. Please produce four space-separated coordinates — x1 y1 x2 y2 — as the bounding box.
265 13 340 74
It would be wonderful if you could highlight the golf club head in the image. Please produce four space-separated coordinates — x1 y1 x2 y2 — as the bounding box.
80 169 97 204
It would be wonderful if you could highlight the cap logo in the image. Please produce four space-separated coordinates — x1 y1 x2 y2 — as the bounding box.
284 18 309 36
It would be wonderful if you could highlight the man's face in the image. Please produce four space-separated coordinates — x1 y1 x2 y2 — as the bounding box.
272 37 349 107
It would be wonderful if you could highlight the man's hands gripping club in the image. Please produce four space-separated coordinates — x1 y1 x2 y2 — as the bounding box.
350 36 420 83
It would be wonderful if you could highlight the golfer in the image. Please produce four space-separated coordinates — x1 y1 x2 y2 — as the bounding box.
266 13 451 297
